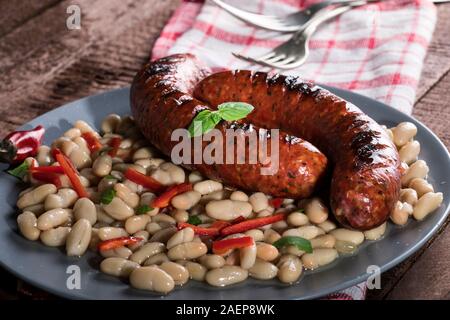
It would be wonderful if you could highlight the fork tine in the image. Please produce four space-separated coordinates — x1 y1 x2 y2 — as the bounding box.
262 54 287 64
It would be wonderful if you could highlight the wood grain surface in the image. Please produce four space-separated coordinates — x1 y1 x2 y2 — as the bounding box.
0 0 448 300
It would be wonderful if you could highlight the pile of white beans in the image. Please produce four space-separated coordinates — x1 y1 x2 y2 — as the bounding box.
15 115 443 294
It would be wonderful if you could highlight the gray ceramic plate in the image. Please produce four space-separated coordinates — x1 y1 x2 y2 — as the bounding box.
0 87 449 300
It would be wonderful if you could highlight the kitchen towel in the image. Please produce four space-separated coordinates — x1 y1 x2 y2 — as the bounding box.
151 0 437 299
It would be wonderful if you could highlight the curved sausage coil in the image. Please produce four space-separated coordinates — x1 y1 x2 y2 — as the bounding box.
131 53 401 230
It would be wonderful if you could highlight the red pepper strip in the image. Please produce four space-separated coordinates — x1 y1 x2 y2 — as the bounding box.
97 236 143 251
108 137 122 157
30 165 65 174
211 220 231 229
230 216 246 224
31 171 62 188
152 183 193 208
124 168 165 193
0 125 45 164
212 236 254 255
220 213 286 236
177 222 221 236
53 148 89 198
81 132 102 153
269 198 284 209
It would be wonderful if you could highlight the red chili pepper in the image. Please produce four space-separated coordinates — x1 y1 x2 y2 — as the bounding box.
53 148 89 198
152 183 193 208
31 171 62 188
124 168 165 193
97 236 143 251
0 125 45 164
269 198 284 209
108 137 122 157
212 236 254 255
81 132 102 153
30 165 65 174
230 216 246 224
220 213 286 236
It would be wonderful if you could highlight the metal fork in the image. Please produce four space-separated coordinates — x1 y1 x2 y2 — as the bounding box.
233 5 353 70
210 0 378 32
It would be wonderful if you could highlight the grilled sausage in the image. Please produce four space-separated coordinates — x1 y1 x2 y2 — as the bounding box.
130 54 328 199
193 70 401 230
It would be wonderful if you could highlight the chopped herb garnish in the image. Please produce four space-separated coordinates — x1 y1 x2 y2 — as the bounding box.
187 215 202 226
104 175 117 180
136 204 152 215
273 236 312 253
7 161 29 180
296 208 305 213
100 188 116 205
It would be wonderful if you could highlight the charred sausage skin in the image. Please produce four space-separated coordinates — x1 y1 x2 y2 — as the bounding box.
194 70 401 230
130 54 328 198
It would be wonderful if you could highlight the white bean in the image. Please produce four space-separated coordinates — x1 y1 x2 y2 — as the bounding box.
399 188 418 206
249 192 269 213
409 178 434 197
185 262 207 281
17 184 57 209
256 243 279 261
144 252 170 266
188 171 203 183
305 198 328 224
100 257 139 278
240 241 257 269
287 211 309 226
230 191 249 202
17 211 40 240
92 155 112 177
37 208 69 231
98 227 128 241
103 197 134 220
96 205 115 224
139 193 160 216
283 226 323 240
132 147 155 161
36 145 52 166
249 259 278 280
114 183 139 208
329 228 364 246
245 229 264 242
193 180 223 195
401 160 429 186
40 227 71 247
413 192 443 221
302 249 338 270
171 209 189 223
277 254 302 284
101 114 122 134
171 191 201 210
399 141 420 164
390 201 413 225
44 188 78 210
206 200 252 221
264 229 281 244
159 162 185 185
129 230 149 251
392 122 417 147
364 222 387 241
166 228 195 250
101 247 133 259
167 242 207 260
205 266 248 287
125 215 151 234
130 266 175 293
130 242 165 264
22 203 46 216
73 198 97 226
159 262 189 286
66 219 92 256
311 234 336 249
198 254 226 269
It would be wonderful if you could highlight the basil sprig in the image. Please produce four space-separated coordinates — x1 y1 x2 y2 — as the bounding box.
136 204 152 215
7 161 29 180
187 215 202 226
100 188 116 205
273 236 313 253
188 102 254 137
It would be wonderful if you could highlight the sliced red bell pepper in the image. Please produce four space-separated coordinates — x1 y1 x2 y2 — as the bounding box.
269 198 284 209
212 236 254 255
220 213 286 236
81 132 102 153
178 220 230 237
124 168 165 193
30 165 64 174
31 171 62 188
53 148 88 198
97 236 143 251
152 183 193 208
107 137 122 157
230 216 246 224
0 125 45 164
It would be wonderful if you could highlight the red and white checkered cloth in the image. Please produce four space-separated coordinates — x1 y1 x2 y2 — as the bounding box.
151 0 437 299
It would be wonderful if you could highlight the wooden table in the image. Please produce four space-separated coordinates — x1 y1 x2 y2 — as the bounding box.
0 0 449 300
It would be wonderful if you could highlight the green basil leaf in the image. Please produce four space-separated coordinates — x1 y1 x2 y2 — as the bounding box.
104 175 117 180
188 110 222 138
187 215 202 226
100 188 116 205
217 102 254 121
273 236 312 253
136 204 152 215
7 161 29 180
296 208 305 213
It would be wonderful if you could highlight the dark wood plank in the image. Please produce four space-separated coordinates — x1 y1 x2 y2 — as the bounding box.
0 0 62 38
